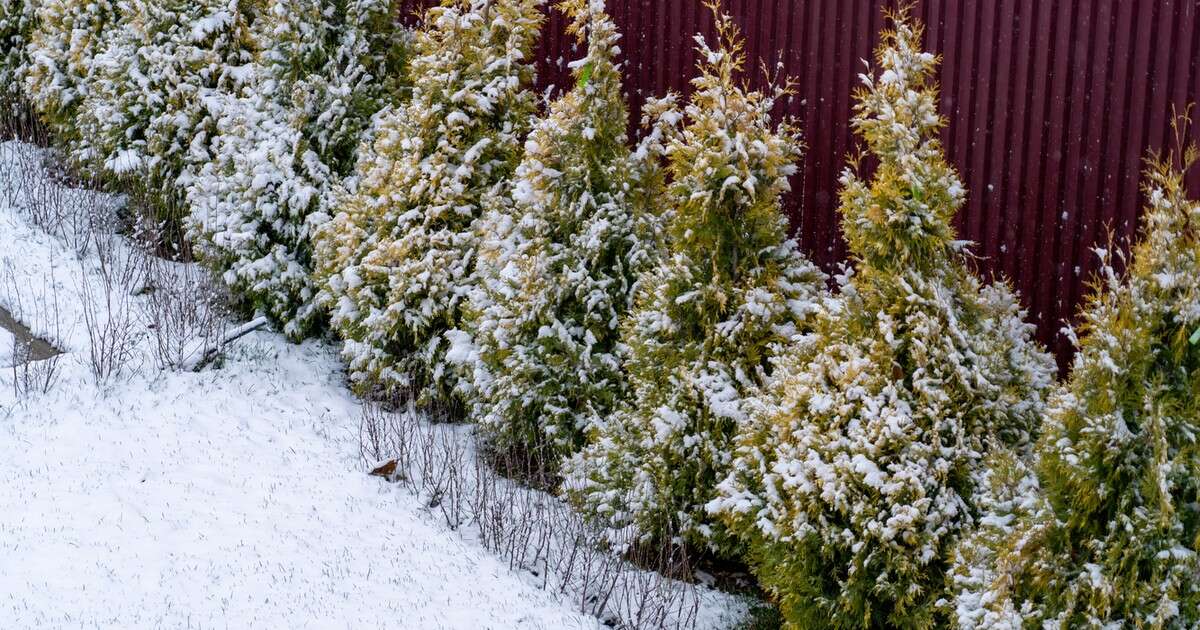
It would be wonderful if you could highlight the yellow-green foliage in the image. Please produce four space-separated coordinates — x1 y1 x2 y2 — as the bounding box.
77 0 259 186
712 12 1054 629
181 0 411 339
563 5 826 554
24 0 121 139
952 143 1200 629
463 0 662 478
313 0 542 408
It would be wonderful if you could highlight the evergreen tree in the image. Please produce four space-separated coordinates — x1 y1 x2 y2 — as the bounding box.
952 139 1200 629
256 0 409 174
23 0 121 139
0 0 35 113
459 0 664 480
76 0 258 200
947 447 1045 629
182 93 328 338
710 12 1055 628
183 0 410 339
562 6 826 554
313 0 543 408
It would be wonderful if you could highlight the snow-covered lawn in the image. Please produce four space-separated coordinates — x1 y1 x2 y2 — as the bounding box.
0 324 15 366
0 342 603 629
0 143 602 629
0 141 753 628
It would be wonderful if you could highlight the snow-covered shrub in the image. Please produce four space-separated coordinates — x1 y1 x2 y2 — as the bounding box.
313 0 543 408
710 13 1055 629
951 145 1200 629
562 9 826 554
0 0 35 112
258 0 410 176
23 0 121 139
183 0 410 339
76 0 258 199
946 447 1045 629
182 94 327 337
460 0 664 479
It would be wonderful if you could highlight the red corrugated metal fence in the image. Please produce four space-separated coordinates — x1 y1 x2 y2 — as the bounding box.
399 0 1200 366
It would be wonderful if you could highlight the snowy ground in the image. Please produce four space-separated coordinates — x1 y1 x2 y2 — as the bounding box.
0 325 14 366
0 142 749 629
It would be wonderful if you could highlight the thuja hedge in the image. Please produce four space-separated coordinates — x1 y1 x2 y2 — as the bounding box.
2 3 1196 628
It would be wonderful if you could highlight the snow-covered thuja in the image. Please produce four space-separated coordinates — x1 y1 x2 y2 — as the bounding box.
461 0 660 479
313 0 542 407
23 0 121 139
710 14 1055 629
183 94 327 338
77 0 257 197
951 149 1200 629
562 9 826 553
0 0 34 111
183 0 410 339
256 0 410 175
945 447 1044 629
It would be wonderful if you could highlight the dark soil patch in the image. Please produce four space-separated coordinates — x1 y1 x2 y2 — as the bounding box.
0 306 61 362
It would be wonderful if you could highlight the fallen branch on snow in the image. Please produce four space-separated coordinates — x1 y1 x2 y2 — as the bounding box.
180 315 270 372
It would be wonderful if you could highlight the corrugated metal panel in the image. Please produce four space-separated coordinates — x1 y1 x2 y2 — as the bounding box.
397 0 1200 366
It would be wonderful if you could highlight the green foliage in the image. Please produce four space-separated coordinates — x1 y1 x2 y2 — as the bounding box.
953 139 1200 629
712 12 1055 629
462 0 663 479
313 0 543 408
0 0 35 113
182 91 330 337
258 0 411 176
563 5 826 555
739 601 785 630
